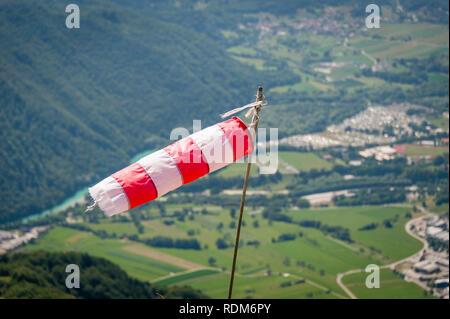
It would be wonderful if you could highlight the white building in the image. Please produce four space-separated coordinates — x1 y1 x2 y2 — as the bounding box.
435 278 449 288
414 260 440 274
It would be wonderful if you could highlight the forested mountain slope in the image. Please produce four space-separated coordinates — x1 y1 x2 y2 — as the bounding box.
0 250 207 298
1 0 447 222
0 0 296 222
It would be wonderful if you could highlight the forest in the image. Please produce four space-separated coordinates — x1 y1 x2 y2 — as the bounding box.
1 0 448 225
0 250 207 298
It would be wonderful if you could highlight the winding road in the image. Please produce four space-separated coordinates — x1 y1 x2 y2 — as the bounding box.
336 208 433 299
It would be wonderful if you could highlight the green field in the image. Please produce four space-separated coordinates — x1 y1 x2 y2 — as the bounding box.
214 161 259 177
286 206 422 261
177 272 337 299
22 227 184 281
428 73 449 84
279 152 333 172
342 269 435 299
429 203 450 216
86 221 139 237
21 204 428 298
428 117 449 130
2 1 448 301
230 56 275 71
405 146 448 156
154 269 219 286
215 151 335 177
349 23 448 61
270 81 322 93
227 46 258 56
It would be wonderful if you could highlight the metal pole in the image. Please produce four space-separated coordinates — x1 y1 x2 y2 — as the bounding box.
227 86 263 299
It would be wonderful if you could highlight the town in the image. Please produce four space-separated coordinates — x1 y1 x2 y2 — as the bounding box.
402 212 449 298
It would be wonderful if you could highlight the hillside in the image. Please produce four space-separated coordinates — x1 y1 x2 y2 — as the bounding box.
0 0 296 222
0 250 207 298
0 0 448 224
0 0 448 301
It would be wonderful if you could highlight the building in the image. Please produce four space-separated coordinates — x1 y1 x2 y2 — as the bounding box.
427 226 445 237
349 160 362 166
432 220 447 229
420 140 435 146
359 145 397 161
414 261 440 274
0 231 14 242
435 231 449 243
435 278 449 289
436 258 449 268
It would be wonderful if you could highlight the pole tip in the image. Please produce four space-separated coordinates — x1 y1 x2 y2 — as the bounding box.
256 87 264 101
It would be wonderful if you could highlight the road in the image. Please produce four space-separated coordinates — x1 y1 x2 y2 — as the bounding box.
384 209 431 270
336 209 434 299
361 50 377 65
336 269 362 299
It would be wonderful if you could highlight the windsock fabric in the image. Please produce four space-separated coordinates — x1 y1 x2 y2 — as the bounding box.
89 116 253 216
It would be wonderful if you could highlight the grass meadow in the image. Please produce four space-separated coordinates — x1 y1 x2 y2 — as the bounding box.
21 204 426 298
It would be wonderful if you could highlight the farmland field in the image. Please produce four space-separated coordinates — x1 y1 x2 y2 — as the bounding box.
21 205 427 298
153 269 219 286
349 23 449 61
404 146 448 157
175 272 337 299
214 161 259 177
341 269 435 299
215 151 333 177
279 152 334 172
285 206 423 261
3 2 447 301
22 226 185 281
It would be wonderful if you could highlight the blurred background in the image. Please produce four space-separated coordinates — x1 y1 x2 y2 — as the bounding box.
0 0 448 299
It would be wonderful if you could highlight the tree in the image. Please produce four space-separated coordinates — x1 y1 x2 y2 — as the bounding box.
253 220 259 228
174 238 201 250
163 220 174 226
230 208 236 219
433 155 444 166
0 251 208 298
247 240 260 248
157 202 166 216
208 257 216 267
277 233 297 242
383 220 393 228
297 198 311 209
187 229 195 236
216 238 228 249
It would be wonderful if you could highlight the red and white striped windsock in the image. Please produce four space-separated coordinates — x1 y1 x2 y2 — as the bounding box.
88 116 253 216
